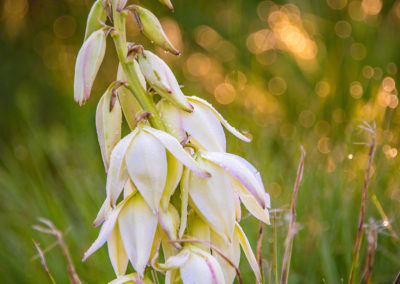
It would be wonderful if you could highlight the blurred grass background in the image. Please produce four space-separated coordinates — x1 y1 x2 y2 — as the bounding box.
1 0 400 283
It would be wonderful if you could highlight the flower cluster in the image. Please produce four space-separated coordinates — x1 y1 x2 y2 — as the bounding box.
74 0 270 283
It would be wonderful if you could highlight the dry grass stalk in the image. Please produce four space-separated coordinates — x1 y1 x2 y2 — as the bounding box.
280 146 306 284
256 221 265 282
170 238 243 284
393 272 400 284
348 124 376 284
33 239 57 284
361 221 378 284
33 218 82 284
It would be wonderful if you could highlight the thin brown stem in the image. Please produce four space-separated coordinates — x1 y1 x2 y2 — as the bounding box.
280 146 306 284
33 218 82 284
170 238 243 284
256 221 265 283
33 239 57 284
361 222 378 284
348 128 376 284
393 272 400 284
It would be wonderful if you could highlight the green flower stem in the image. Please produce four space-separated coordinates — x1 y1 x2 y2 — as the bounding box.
111 3 165 131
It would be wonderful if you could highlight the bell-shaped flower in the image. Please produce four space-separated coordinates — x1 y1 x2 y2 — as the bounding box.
158 96 250 152
83 194 158 279
179 150 269 242
100 125 209 215
201 151 271 224
184 156 236 242
74 29 106 105
96 83 122 171
84 0 107 40
137 50 193 112
133 6 180 55
157 245 225 284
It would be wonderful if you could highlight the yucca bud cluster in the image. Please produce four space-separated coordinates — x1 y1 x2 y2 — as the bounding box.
74 0 271 283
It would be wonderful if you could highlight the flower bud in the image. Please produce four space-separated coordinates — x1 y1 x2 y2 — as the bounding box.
133 6 180 55
84 0 107 40
137 50 193 112
159 0 174 11
74 29 106 105
96 83 122 171
116 63 143 130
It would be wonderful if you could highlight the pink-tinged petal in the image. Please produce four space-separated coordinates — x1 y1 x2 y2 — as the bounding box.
108 223 129 277
235 223 262 284
187 96 251 142
107 130 138 206
180 247 225 284
202 152 267 209
118 194 158 278
157 249 190 271
188 158 235 242
125 130 167 212
83 196 131 261
180 100 226 152
74 29 106 105
143 126 210 178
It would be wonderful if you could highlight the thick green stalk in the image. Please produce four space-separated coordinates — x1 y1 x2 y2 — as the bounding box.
111 4 165 130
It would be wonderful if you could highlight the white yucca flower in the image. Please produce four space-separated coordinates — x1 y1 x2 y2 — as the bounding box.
76 1 271 283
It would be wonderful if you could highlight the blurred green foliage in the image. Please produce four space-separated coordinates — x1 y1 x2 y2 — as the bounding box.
1 0 400 283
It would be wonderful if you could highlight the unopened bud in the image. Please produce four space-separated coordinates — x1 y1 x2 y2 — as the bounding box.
74 29 107 105
96 82 122 171
133 6 180 55
137 50 193 112
84 0 107 40
116 0 128 12
159 0 174 11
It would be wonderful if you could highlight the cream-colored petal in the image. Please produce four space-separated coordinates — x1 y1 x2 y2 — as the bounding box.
107 130 138 206
125 130 167 212
235 223 262 284
143 126 210 178
202 152 267 209
211 230 240 284
157 99 187 143
187 96 251 142
160 153 183 211
188 158 235 242
178 168 190 238
108 223 128 276
187 213 210 252
83 196 132 261
180 100 226 152
118 194 158 278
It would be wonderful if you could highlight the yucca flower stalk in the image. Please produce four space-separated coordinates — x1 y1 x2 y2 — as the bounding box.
74 0 271 283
